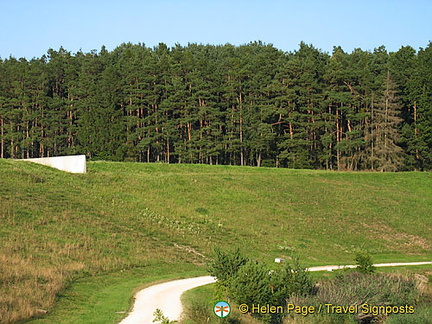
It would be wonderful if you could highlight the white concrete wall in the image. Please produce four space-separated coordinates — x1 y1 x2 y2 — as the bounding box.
25 155 86 173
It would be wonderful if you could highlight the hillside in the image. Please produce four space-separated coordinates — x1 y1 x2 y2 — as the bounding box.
0 159 431 322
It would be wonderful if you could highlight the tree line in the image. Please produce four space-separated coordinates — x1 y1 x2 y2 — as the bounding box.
1 41 431 171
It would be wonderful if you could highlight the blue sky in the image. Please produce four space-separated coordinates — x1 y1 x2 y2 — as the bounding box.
0 0 431 59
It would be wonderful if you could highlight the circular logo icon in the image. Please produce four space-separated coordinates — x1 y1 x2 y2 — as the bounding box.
214 301 231 318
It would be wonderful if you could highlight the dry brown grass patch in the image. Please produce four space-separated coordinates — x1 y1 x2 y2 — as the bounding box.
361 221 430 252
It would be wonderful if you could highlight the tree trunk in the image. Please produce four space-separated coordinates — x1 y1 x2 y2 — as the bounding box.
370 98 375 171
336 107 341 171
414 100 419 160
239 93 244 166
0 117 4 159
166 137 170 163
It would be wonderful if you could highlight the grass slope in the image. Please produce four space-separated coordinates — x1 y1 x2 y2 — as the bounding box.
0 160 431 323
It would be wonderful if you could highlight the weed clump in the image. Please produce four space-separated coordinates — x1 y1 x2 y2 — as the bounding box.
287 272 426 323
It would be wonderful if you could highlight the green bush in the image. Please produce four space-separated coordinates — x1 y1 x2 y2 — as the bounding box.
230 260 274 306
207 247 249 299
271 256 316 301
208 250 314 324
354 251 376 274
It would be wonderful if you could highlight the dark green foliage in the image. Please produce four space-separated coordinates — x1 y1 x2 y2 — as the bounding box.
208 250 314 323
229 256 314 304
207 247 249 292
271 256 316 299
354 252 376 274
229 260 273 306
1 42 431 170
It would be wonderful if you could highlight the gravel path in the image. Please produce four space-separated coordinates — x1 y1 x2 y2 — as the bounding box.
119 261 431 324
307 261 432 272
119 276 216 324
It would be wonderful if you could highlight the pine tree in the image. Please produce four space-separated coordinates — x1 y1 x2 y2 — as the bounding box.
277 42 328 169
389 46 418 170
1 42 431 170
410 43 432 170
367 71 404 171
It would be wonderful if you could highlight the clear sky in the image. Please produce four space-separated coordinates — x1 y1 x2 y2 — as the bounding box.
0 0 431 59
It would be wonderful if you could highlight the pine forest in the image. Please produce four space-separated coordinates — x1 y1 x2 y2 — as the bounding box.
1 41 431 171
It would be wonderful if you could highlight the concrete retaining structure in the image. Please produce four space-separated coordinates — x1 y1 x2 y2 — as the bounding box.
24 155 86 173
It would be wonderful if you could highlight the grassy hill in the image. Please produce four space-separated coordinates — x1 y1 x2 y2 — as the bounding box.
0 159 431 323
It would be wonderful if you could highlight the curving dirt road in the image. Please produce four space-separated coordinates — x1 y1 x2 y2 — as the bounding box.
119 261 431 324
119 276 216 324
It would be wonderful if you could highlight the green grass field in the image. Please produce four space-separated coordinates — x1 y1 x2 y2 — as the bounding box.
0 159 431 323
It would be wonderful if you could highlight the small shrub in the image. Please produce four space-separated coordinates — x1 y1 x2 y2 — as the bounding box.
354 251 376 274
272 255 316 299
153 308 174 324
209 250 313 324
207 247 249 299
230 260 273 307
